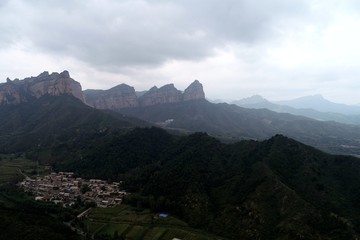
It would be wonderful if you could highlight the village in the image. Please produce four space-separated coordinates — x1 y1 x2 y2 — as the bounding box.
19 172 126 207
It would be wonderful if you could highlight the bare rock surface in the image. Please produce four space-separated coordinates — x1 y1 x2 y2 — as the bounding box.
0 71 84 104
84 80 205 109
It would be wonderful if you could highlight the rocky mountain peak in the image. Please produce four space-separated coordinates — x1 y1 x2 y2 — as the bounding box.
37 71 50 79
84 83 138 109
146 86 159 93
84 80 206 110
0 70 84 105
108 83 134 92
59 70 70 78
237 95 269 105
139 84 183 106
183 80 205 101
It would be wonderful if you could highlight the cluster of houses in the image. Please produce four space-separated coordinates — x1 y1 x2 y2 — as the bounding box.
19 172 127 207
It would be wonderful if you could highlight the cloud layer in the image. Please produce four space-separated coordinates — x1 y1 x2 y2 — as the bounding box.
1 0 360 104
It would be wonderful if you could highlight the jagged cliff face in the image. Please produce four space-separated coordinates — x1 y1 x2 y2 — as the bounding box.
183 80 205 101
0 70 204 109
0 81 27 105
0 71 84 105
139 84 183 107
83 80 205 109
84 84 139 109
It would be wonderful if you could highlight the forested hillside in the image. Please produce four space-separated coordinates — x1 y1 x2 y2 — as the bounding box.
56 127 360 239
118 99 360 155
0 185 79 240
0 95 148 152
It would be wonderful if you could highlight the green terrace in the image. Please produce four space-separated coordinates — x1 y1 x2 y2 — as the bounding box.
82 205 226 240
0 155 44 184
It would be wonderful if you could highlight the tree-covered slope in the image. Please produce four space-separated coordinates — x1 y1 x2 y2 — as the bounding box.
0 95 149 152
58 127 360 239
0 185 79 240
118 99 360 155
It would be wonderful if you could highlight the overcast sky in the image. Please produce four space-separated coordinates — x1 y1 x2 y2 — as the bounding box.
1 0 360 104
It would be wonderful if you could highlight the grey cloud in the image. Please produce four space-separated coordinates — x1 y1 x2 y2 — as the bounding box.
177 0 309 43
0 0 25 48
0 0 311 71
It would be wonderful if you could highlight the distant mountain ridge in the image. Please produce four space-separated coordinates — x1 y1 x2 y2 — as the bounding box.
118 99 360 155
232 95 360 125
276 94 360 115
1 70 84 105
83 80 205 109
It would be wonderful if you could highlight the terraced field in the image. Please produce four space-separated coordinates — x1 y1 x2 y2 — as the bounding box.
0 155 38 184
83 205 225 240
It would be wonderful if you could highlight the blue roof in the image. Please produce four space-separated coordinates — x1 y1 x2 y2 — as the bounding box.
159 213 169 217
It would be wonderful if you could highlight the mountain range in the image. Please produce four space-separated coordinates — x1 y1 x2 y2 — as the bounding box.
277 94 360 115
2 71 360 155
232 95 360 125
3 70 360 239
83 80 205 109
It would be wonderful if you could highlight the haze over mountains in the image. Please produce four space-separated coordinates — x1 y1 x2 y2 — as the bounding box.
3 70 360 156
232 94 360 125
276 95 360 115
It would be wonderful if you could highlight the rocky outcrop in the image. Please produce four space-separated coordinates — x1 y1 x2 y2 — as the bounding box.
84 80 206 109
139 84 183 107
183 80 205 101
0 71 84 105
0 80 27 105
84 84 139 109
1 71 205 108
